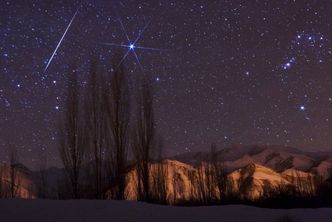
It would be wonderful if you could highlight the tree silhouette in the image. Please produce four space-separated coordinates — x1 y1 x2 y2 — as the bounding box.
104 61 131 200
59 69 85 198
133 75 155 201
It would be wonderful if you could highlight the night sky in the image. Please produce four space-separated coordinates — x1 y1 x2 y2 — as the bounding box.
1 0 332 167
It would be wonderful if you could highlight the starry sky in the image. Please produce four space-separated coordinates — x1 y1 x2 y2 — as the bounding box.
1 0 332 167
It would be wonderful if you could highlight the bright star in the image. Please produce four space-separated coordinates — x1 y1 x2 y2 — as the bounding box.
282 57 296 70
283 63 291 70
300 105 305 111
99 18 167 72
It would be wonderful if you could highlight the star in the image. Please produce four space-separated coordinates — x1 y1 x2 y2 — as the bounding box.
281 57 296 70
99 18 167 72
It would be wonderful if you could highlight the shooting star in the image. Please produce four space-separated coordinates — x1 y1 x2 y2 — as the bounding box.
44 7 80 73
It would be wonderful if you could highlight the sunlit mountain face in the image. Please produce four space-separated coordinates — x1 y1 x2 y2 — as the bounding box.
3 144 332 206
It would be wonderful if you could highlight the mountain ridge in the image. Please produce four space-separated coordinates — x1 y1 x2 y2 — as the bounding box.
170 144 332 176
2 144 332 202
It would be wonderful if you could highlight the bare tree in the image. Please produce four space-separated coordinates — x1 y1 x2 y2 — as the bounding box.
104 62 130 200
237 164 254 200
151 138 168 204
0 163 4 198
133 76 155 201
85 61 106 198
37 148 48 198
196 144 223 204
210 144 228 202
59 71 85 199
9 149 19 198
205 144 221 203
196 163 207 204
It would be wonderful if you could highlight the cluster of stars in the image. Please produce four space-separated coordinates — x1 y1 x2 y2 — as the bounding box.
281 31 330 71
278 31 332 121
282 57 296 70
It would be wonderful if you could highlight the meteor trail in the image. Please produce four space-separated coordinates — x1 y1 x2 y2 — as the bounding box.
44 7 80 73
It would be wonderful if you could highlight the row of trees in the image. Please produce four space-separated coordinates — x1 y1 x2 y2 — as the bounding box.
2 141 332 208
58 58 157 201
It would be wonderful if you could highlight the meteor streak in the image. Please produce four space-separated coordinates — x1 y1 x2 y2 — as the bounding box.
44 7 80 73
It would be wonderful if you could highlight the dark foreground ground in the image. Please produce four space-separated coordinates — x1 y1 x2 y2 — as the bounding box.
1 199 332 222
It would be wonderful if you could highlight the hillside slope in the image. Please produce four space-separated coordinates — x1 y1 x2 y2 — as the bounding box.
172 144 332 175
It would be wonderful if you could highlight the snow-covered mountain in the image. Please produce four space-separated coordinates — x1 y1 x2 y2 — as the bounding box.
172 144 332 176
2 144 332 202
228 163 315 200
123 160 317 202
124 160 197 202
121 144 332 202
